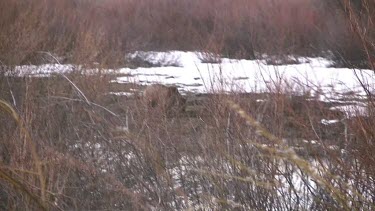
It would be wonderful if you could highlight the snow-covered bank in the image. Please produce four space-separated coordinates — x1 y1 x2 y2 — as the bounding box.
8 51 374 115
116 51 374 97
117 51 374 117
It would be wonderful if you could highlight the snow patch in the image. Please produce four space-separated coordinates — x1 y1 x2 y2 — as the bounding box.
321 119 340 125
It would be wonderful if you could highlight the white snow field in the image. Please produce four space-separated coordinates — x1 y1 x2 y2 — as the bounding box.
115 51 374 97
119 51 374 117
12 51 374 116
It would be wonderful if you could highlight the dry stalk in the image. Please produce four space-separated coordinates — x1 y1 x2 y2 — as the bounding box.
0 99 47 210
225 99 371 210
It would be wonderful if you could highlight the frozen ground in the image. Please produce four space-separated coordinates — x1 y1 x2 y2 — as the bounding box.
11 51 375 116
117 51 374 97
13 51 375 95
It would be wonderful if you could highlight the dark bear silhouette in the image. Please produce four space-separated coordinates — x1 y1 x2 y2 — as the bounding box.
143 84 186 116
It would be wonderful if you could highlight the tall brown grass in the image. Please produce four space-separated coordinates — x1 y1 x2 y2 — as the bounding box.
1 0 371 66
0 0 374 210
1 67 374 209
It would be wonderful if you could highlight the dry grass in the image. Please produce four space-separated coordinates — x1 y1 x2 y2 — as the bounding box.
0 0 373 66
1 68 374 209
0 0 374 210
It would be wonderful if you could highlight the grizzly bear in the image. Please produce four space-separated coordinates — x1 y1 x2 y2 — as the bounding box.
143 84 186 116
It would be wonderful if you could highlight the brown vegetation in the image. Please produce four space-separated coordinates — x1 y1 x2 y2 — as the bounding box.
0 0 374 210
0 0 373 67
0 68 374 210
